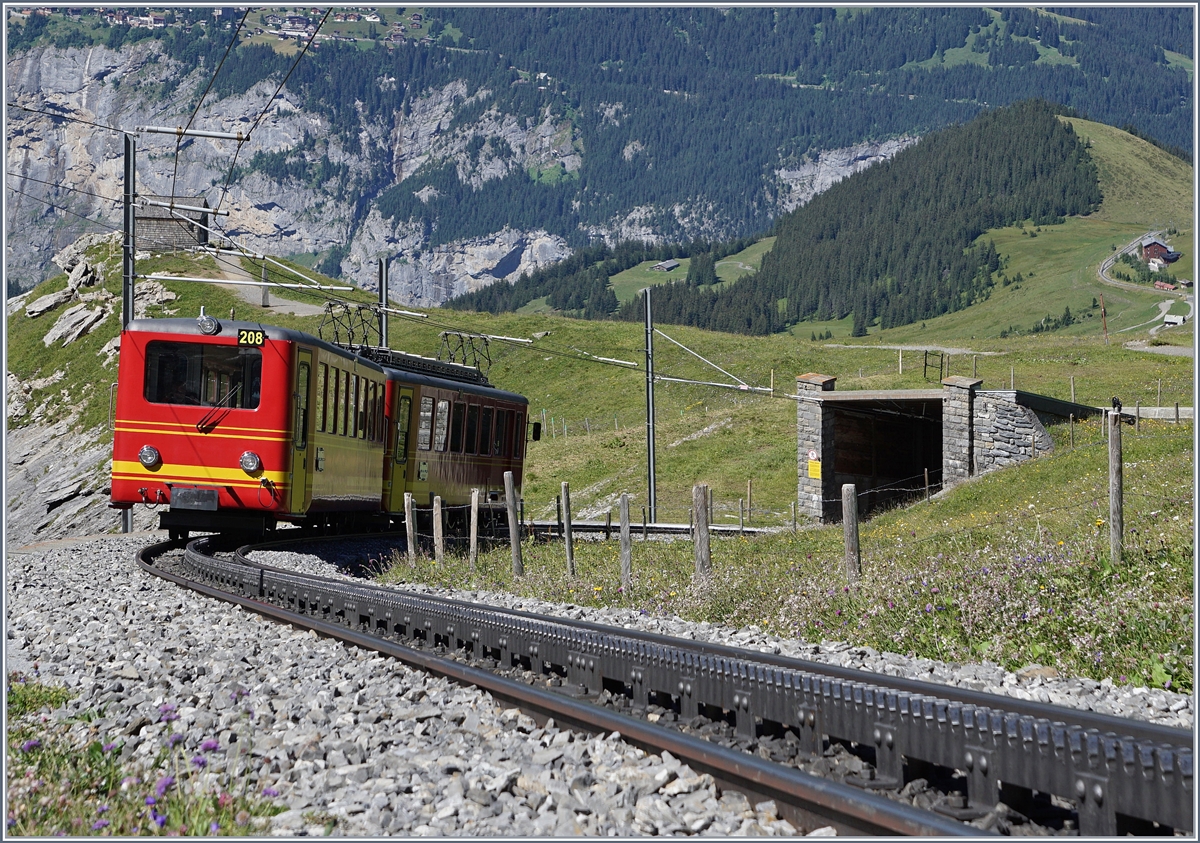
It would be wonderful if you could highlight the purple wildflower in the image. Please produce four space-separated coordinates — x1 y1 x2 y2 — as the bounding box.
145 797 156 806
7 818 16 829
102 742 117 752
167 734 183 747
91 820 110 831
210 822 220 833
97 806 109 814
191 756 207 769
924 603 933 613
154 776 175 799
262 787 279 797
151 810 167 828
20 739 40 752
201 738 219 752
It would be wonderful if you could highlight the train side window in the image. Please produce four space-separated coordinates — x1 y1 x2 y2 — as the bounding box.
417 396 433 450
367 382 377 442
357 378 367 438
377 383 386 441
294 361 310 448
395 395 411 462
449 402 465 452
433 399 450 452
465 405 479 454
479 407 493 458
514 412 525 459
493 409 507 456
316 364 327 433
331 368 343 435
346 375 357 438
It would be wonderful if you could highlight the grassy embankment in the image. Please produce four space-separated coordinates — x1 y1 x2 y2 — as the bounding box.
7 118 1192 698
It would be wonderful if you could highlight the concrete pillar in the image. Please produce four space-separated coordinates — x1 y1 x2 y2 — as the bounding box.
942 377 982 488
796 373 837 522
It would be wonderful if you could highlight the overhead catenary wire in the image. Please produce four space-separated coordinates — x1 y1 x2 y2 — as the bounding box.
5 185 121 232
5 172 121 205
170 8 250 201
6 101 124 134
212 8 332 216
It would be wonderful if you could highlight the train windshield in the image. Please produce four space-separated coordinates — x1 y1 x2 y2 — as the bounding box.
144 341 262 409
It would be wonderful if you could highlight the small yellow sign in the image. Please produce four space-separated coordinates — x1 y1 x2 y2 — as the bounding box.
807 459 821 479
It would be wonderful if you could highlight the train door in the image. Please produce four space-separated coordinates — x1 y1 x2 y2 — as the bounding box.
289 349 313 514
387 386 414 512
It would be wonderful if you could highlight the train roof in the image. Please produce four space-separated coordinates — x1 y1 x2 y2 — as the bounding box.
124 318 385 372
380 364 528 404
124 318 527 403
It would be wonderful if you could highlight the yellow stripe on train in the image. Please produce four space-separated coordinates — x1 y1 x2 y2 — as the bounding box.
115 425 290 444
112 460 289 486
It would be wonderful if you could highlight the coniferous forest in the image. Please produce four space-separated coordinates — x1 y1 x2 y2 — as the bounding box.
615 101 1102 335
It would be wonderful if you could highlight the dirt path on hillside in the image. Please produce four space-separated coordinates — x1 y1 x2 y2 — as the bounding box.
213 252 329 318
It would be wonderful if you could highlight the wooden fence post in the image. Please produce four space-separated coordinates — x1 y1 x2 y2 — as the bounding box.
924 468 930 502
693 484 711 574
562 481 575 577
1071 375 1076 403
1069 415 1075 449
404 492 416 563
504 471 523 576
791 500 797 532
433 495 444 565
642 506 647 541
1109 411 1123 565
747 479 752 525
619 493 632 591
842 484 860 583
1135 400 1140 433
469 489 479 574
738 498 744 534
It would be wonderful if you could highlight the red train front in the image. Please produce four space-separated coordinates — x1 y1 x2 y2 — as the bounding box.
111 314 386 537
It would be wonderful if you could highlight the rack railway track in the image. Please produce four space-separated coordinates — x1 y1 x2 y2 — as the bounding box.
138 533 1193 836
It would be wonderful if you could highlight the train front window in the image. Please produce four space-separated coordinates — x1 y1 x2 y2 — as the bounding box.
144 341 261 409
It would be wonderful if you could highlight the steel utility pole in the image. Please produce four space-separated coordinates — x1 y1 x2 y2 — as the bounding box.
378 257 389 348
120 133 136 534
122 133 136 330
644 287 657 523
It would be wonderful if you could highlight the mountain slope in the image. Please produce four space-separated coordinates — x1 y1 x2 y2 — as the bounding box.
4 7 1191 307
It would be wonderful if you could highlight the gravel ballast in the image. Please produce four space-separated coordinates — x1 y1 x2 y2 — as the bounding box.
6 533 1193 838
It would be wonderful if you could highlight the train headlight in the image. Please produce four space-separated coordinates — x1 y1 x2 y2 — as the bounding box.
138 445 161 469
239 450 262 474
197 307 220 335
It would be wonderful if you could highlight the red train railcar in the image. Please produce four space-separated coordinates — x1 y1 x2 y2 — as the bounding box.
370 349 531 523
111 315 537 538
111 315 387 537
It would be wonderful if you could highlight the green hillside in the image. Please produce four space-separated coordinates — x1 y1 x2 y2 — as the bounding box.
9 156 1191 687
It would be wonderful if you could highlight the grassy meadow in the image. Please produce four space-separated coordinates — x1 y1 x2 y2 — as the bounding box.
5 115 1192 699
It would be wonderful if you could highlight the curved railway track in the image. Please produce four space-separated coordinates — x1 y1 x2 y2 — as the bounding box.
138 533 1193 836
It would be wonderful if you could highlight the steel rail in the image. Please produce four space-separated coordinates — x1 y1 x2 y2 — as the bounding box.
147 533 1194 834
137 537 980 836
236 531 1188 748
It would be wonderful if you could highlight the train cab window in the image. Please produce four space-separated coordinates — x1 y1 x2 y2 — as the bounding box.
479 407 493 458
395 395 411 462
465 405 480 455
417 396 434 450
493 409 508 456
316 364 327 433
433 399 450 452
514 412 525 459
450 402 465 452
144 341 261 409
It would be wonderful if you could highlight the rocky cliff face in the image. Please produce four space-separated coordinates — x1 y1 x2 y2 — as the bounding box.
7 41 913 307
